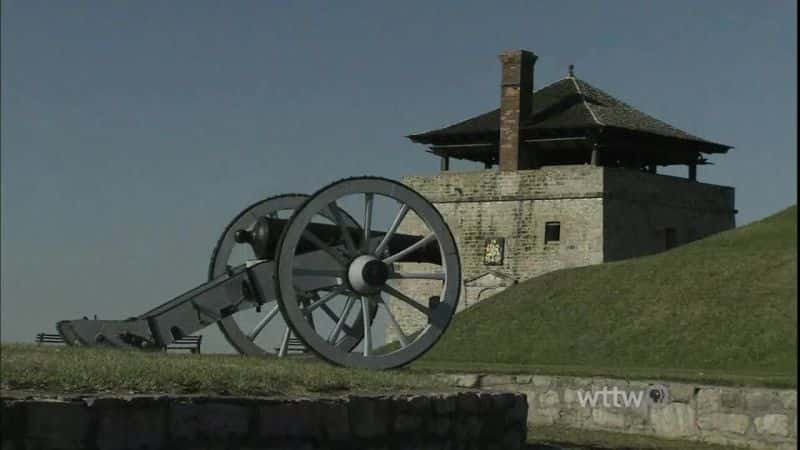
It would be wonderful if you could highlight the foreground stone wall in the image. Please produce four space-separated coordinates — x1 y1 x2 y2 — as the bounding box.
1 391 527 450
441 373 796 450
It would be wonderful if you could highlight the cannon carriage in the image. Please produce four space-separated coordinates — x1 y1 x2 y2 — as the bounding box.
57 177 461 369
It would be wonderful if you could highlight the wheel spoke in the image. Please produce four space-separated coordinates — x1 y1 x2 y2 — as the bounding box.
326 202 357 256
388 272 445 280
374 295 409 348
301 229 348 266
327 296 355 344
383 232 437 264
374 204 409 257
319 303 341 325
247 304 280 341
301 287 345 313
362 193 374 253
361 296 372 356
380 285 430 316
278 326 291 357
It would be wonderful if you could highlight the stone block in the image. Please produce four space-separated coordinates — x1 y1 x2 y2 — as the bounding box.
315 400 350 441
256 399 322 438
348 396 393 438
447 374 481 388
513 375 532 384
563 388 578 404
696 412 750 434
25 400 92 445
720 390 744 409
698 432 748 448
745 391 779 411
453 415 482 440
394 414 422 433
501 426 524 450
94 398 167 450
668 383 695 403
431 417 450 436
171 400 250 440
401 395 432 414
539 390 559 408
491 392 518 411
531 376 552 388
778 391 797 410
754 414 791 437
504 395 527 425
529 407 558 426
1 400 25 441
432 394 457 415
480 375 515 387
651 402 697 438
696 388 721 413
455 393 481 414
591 408 626 429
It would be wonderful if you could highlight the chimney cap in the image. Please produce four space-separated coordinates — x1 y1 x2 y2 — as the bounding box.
498 49 538 62
568 64 575 78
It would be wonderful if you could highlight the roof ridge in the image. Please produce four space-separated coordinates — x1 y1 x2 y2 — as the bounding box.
570 77 604 126
584 81 712 142
532 76 571 94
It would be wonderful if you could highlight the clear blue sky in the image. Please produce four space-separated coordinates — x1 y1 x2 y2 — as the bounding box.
2 1 796 350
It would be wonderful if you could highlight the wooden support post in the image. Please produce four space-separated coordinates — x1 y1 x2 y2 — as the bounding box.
688 163 697 181
647 164 657 174
440 156 450 171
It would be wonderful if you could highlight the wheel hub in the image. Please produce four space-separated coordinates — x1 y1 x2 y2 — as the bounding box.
348 254 389 294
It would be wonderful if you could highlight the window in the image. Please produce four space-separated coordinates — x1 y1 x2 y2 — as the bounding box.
665 227 677 250
545 222 561 244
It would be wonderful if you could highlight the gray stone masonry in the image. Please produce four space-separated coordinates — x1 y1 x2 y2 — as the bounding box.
439 373 796 450
1 391 527 450
386 165 734 343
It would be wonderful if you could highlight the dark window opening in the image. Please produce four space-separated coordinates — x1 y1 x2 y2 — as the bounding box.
545 222 561 244
665 227 677 250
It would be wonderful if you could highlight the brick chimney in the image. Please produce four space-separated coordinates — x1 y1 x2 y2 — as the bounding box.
498 50 537 171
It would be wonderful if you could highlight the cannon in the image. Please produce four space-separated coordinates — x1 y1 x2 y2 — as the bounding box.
57 177 461 369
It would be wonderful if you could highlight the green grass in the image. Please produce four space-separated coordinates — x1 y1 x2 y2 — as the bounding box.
410 361 796 389
416 205 797 386
0 344 445 397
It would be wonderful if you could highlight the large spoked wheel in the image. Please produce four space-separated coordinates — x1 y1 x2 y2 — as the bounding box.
209 194 372 357
275 177 461 369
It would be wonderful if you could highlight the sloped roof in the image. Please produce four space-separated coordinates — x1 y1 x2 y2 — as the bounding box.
408 77 731 153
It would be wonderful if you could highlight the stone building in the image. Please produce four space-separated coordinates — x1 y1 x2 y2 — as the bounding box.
386 49 736 343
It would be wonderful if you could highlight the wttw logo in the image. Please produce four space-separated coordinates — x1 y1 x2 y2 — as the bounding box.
577 384 669 408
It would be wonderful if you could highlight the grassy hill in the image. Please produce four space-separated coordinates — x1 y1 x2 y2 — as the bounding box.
418 206 797 383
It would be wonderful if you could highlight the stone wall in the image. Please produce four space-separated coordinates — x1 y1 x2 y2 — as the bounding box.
388 166 605 342
603 167 736 261
1 391 527 450
441 373 796 450
386 165 735 344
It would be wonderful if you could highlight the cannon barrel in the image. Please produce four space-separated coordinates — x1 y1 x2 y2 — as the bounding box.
235 217 442 265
